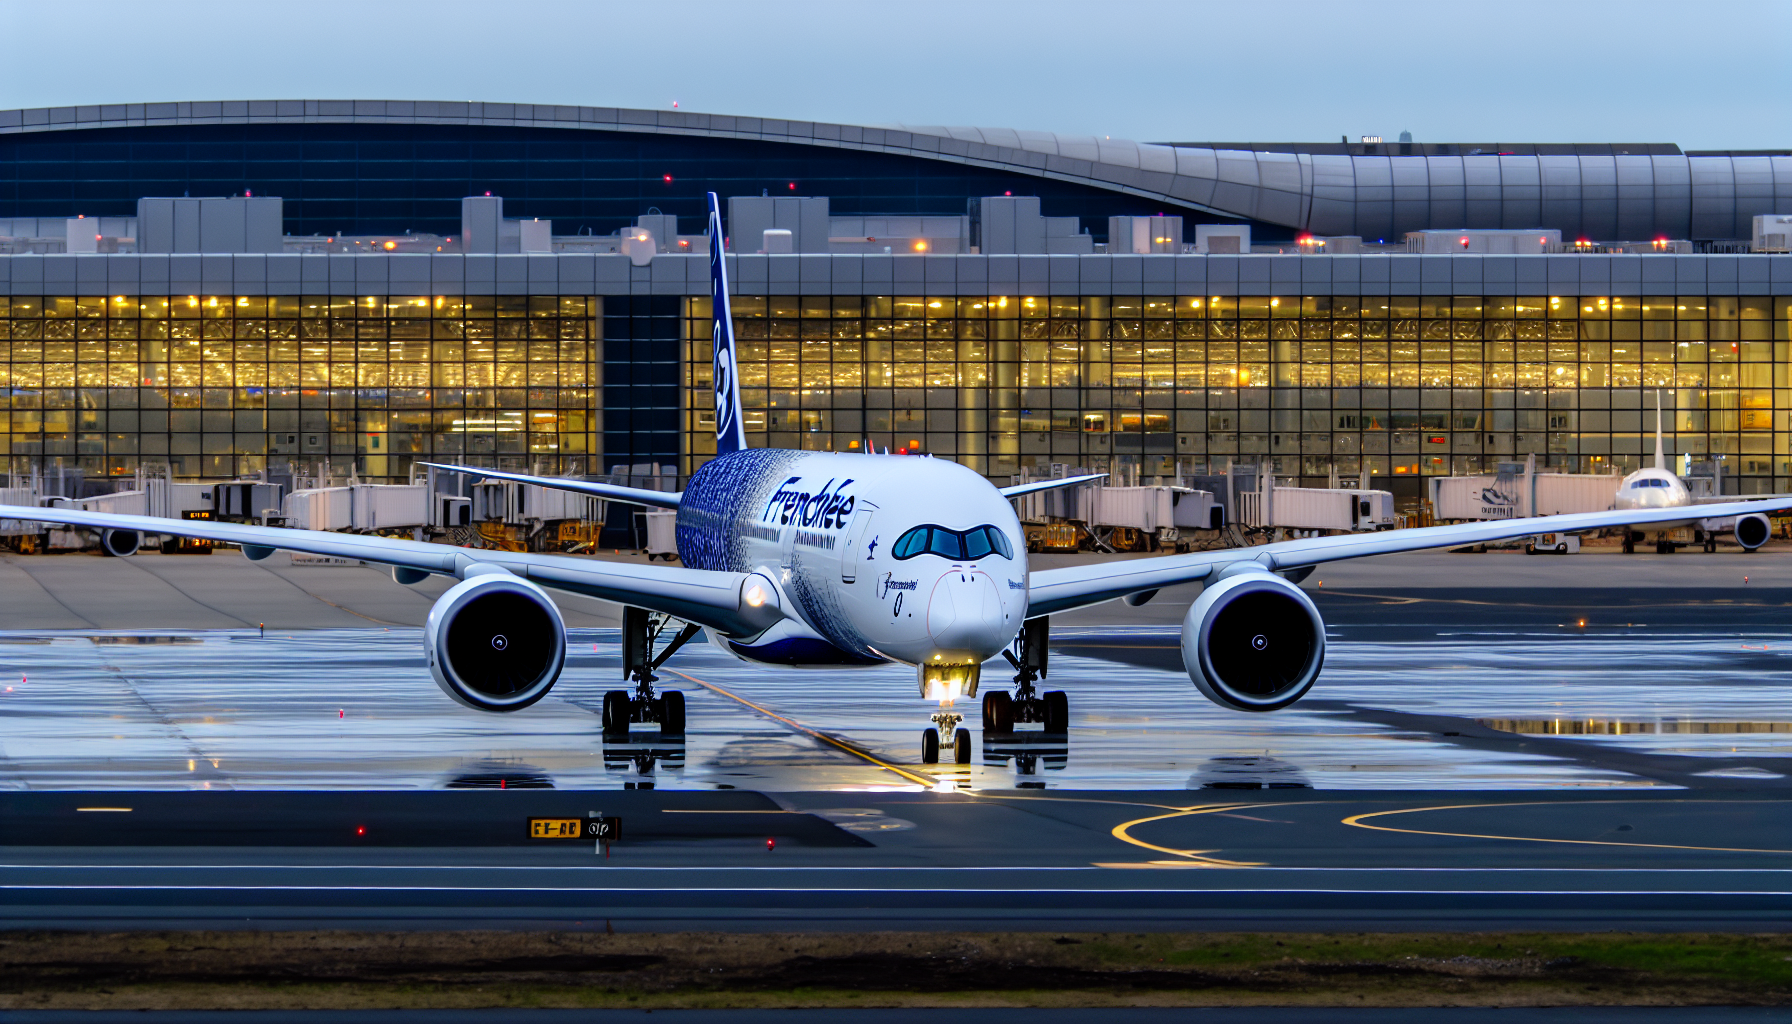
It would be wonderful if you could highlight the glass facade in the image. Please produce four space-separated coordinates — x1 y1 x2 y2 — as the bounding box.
688 295 1792 493
0 295 597 481
4 289 1791 490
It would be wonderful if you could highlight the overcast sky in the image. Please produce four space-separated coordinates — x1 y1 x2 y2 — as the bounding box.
2 0 1786 150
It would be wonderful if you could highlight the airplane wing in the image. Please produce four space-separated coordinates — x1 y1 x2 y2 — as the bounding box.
999 473 1109 499
422 463 683 509
1692 494 1792 505
1027 497 1792 617
0 504 777 637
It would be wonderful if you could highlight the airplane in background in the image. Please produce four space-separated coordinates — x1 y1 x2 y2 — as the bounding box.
1614 392 1772 555
11 193 1792 767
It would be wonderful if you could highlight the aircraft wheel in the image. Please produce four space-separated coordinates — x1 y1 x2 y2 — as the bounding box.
658 690 686 736
954 728 972 764
601 690 630 737
1622 539 1634 554
921 727 940 764
984 691 1014 734
1706 539 1718 553
1043 691 1069 734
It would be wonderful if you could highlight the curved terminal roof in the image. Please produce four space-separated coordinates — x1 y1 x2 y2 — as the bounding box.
1 100 1788 241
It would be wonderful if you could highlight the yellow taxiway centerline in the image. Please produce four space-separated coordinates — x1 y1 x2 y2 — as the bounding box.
666 668 938 787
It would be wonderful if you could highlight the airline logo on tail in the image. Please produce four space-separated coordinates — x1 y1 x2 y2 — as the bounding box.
709 193 747 456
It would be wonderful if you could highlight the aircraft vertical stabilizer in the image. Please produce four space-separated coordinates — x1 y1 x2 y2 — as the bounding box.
709 192 748 457
1654 389 1666 471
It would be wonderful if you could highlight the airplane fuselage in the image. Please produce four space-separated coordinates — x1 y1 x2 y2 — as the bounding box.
1613 466 1695 533
675 449 1027 672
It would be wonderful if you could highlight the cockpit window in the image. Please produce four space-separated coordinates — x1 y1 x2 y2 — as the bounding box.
892 524 1013 561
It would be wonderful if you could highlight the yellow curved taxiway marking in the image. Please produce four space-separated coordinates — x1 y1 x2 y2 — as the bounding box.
1343 800 1792 855
1108 804 1268 867
666 669 938 787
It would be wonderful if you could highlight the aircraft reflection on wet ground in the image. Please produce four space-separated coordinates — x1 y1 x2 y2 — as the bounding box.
1 626 1792 792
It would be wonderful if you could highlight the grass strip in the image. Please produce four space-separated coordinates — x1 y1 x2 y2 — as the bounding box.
0 930 1788 1009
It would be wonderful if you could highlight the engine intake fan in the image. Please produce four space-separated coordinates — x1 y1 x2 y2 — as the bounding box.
425 572 566 712
1181 569 1325 712
1736 513 1771 551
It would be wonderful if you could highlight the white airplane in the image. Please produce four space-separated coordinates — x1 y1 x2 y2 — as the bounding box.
11 194 1792 766
1613 392 1771 555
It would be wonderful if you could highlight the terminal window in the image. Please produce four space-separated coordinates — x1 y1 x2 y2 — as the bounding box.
0 295 598 482
684 294 1792 491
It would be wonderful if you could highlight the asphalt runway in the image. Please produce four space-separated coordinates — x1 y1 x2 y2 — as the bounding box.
2 546 1792 930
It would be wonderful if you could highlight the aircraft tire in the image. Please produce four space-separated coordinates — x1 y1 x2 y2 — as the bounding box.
1622 539 1633 553
954 728 972 763
601 690 630 737
984 691 1014 734
1043 691 1069 734
921 727 940 764
659 691 686 736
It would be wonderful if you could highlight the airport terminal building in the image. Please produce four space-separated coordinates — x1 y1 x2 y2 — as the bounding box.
1 100 1790 499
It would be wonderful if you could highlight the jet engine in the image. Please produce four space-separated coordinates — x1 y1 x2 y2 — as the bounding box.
1735 513 1771 551
1181 569 1326 712
99 529 140 557
424 572 566 712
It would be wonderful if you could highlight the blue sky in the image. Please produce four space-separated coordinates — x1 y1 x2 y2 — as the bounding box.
2 0 1786 149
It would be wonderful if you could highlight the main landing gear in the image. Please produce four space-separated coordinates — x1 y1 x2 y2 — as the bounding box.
603 607 700 740
986 616 1070 735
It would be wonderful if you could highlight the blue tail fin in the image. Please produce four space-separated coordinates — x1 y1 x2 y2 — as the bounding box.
709 192 747 457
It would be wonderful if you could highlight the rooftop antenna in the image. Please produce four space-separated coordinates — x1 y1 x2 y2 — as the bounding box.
1653 389 1666 471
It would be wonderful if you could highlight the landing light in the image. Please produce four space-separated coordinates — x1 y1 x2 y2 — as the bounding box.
744 584 768 607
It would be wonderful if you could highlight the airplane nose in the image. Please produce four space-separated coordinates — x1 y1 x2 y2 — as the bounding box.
926 569 1007 658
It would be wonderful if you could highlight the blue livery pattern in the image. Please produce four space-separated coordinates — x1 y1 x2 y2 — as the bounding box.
708 192 748 457
675 448 801 573
726 637 885 667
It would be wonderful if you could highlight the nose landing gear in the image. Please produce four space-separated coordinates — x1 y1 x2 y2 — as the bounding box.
602 607 699 740
986 617 1069 735
922 711 971 764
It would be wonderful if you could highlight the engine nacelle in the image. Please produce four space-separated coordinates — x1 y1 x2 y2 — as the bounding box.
424 572 566 712
99 529 140 557
1736 513 1771 551
1181 569 1326 712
